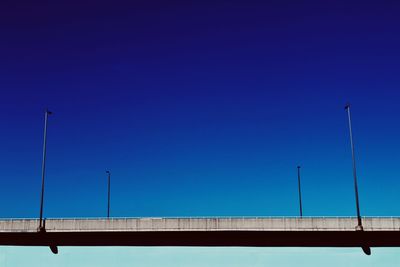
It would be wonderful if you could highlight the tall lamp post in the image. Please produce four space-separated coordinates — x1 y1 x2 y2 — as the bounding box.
297 166 303 217
39 109 52 232
106 171 111 218
344 104 363 231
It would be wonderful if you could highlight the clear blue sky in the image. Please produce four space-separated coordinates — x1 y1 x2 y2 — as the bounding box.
1 0 400 265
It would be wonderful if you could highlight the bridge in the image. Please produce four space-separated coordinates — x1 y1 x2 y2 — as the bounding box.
1 217 400 255
8 106 385 255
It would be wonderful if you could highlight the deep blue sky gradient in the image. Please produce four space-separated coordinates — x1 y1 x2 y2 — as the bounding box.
1 1 400 219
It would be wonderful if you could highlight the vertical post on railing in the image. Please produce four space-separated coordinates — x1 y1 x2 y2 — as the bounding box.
39 109 52 232
344 104 363 231
297 166 303 217
106 171 111 218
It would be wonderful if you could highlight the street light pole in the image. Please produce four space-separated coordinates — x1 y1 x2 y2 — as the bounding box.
39 109 52 232
344 104 363 231
106 171 111 218
297 166 303 217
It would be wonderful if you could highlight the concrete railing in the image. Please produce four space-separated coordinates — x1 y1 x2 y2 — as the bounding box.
0 217 399 233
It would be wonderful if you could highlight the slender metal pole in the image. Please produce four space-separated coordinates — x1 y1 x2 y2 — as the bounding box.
345 104 363 231
106 171 111 218
39 109 52 231
297 166 303 217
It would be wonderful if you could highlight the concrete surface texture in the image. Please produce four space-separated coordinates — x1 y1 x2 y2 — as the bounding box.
0 217 399 232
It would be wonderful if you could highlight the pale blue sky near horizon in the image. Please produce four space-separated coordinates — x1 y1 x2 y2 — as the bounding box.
1 247 400 267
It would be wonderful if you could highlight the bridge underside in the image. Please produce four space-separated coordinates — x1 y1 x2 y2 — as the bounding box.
1 231 399 247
